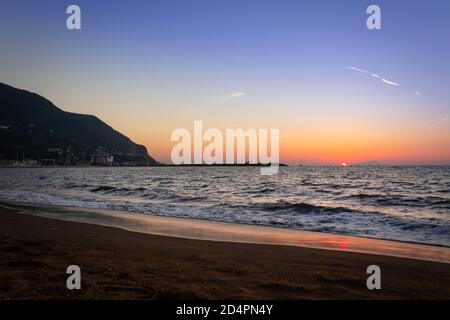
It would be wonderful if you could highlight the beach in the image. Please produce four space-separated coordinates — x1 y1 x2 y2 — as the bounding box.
1 205 449 300
1 0 450 305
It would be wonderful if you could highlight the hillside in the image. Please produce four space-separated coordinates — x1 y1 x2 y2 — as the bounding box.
0 83 157 165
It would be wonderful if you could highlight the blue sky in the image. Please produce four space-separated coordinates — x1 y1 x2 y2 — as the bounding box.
1 0 449 164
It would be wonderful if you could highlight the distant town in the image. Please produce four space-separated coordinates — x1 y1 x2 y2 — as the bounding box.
0 147 155 167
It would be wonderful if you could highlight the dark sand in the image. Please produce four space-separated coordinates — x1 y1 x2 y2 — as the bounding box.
0 206 449 299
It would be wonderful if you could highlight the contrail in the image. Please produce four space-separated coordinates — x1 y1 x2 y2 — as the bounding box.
381 78 400 87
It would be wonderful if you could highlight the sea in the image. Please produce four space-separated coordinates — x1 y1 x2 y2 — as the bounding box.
0 166 449 246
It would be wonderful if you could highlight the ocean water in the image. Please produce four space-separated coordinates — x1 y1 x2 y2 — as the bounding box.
0 166 449 246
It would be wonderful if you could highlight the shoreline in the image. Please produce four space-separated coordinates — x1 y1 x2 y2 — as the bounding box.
2 202 449 264
1 204 449 299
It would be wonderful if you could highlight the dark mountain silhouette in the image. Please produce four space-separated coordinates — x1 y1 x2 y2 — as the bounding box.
0 82 157 164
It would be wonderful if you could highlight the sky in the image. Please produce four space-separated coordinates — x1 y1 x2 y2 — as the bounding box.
1 0 449 165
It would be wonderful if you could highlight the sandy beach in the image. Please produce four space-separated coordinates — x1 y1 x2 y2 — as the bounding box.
0 205 449 300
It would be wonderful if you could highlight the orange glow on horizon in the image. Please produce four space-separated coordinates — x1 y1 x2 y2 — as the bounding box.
116 118 450 165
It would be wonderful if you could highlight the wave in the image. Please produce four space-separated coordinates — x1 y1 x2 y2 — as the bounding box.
248 187 275 194
375 196 450 208
348 192 384 199
1 166 449 247
257 201 365 215
346 192 450 208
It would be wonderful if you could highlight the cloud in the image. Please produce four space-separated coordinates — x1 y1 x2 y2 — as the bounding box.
347 66 369 74
430 116 449 128
381 78 401 87
225 92 245 99
347 66 425 93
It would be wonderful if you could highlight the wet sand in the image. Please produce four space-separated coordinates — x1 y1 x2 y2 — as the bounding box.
0 206 449 299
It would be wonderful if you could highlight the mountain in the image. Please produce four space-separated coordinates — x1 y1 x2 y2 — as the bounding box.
0 82 157 164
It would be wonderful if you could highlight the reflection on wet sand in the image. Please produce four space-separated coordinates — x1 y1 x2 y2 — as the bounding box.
6 203 450 264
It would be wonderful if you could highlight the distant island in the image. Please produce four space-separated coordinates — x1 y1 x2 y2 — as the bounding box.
351 161 381 166
159 163 288 167
0 83 158 166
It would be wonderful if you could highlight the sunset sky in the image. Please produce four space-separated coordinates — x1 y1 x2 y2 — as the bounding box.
1 0 449 165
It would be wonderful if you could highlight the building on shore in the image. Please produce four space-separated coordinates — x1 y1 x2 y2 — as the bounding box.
91 152 114 166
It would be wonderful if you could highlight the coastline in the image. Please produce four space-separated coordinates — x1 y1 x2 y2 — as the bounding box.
1 203 449 299
2 202 449 264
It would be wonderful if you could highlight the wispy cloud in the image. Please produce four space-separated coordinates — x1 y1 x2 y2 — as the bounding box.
430 116 449 128
347 66 369 74
225 92 245 99
381 78 400 87
347 66 423 94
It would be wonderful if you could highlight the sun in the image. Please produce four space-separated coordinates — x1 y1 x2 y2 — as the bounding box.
341 162 348 167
